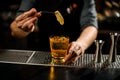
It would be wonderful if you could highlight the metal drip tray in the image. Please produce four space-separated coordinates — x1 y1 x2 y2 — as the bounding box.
0 49 33 63
0 49 120 68
28 51 52 64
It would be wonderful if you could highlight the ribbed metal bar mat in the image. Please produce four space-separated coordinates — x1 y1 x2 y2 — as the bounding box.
0 49 33 63
66 54 120 69
28 51 52 64
0 49 120 68
28 51 120 68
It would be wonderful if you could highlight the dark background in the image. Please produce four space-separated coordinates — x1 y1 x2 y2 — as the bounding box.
0 0 120 54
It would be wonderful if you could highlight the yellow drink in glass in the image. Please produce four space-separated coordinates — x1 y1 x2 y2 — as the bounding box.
49 36 69 64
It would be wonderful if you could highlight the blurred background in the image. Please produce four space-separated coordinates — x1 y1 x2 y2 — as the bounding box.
0 0 120 54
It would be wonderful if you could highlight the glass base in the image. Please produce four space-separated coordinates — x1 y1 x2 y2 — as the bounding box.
51 58 66 65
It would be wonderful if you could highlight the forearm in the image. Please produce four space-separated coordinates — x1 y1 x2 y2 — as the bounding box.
76 26 98 50
10 21 30 38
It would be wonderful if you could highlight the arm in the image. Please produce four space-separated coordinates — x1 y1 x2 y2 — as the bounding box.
64 0 98 63
76 26 98 51
64 26 98 63
77 0 98 50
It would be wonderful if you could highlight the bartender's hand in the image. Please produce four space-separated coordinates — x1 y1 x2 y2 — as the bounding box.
64 41 85 63
15 8 41 32
64 26 98 63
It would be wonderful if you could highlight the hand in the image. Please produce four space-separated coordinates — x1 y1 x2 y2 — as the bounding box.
15 8 41 32
64 41 85 63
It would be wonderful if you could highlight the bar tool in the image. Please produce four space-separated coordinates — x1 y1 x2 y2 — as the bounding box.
94 40 104 63
108 32 120 63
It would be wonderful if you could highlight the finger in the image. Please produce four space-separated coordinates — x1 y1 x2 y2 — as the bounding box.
18 16 38 28
73 46 81 55
74 45 80 50
64 48 83 63
67 43 72 53
16 8 38 21
68 42 76 54
75 49 82 56
17 16 34 28
28 23 34 32
71 55 81 62
64 51 77 63
64 53 73 63
21 17 38 31
19 24 34 32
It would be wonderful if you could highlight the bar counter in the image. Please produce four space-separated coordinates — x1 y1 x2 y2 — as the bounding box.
0 49 120 80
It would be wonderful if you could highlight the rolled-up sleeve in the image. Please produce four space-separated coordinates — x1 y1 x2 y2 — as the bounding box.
80 0 98 29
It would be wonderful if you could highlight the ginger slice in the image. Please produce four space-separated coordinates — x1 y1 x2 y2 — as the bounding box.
54 10 64 25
